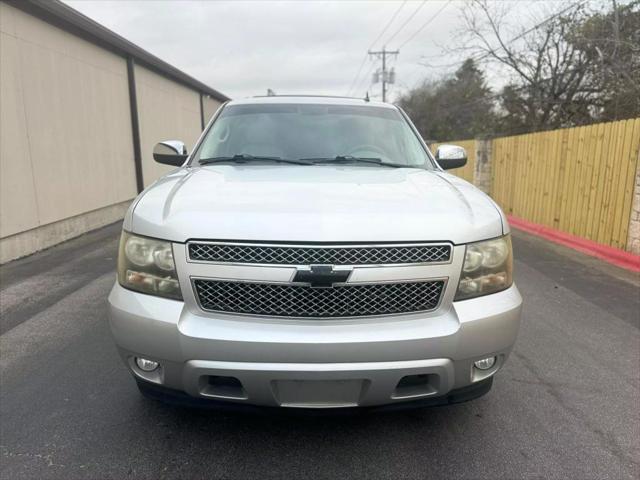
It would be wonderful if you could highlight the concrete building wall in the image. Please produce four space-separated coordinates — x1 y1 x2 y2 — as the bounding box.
135 65 203 186
202 95 223 125
0 2 137 262
0 2 227 263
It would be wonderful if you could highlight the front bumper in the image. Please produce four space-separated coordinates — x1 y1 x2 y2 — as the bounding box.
134 376 495 413
108 283 522 408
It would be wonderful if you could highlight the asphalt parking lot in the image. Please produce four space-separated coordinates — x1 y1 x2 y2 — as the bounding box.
1 223 638 480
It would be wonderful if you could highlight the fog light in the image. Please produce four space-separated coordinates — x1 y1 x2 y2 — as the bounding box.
474 356 496 370
135 357 159 372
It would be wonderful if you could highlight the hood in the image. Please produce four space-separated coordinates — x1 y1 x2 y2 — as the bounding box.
128 165 505 244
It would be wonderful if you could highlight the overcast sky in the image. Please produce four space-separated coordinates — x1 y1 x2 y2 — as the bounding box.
64 0 569 101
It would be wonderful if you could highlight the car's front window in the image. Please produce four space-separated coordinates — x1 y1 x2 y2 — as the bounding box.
192 103 433 168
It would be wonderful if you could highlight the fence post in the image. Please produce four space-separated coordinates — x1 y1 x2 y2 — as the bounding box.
474 137 493 195
626 162 640 255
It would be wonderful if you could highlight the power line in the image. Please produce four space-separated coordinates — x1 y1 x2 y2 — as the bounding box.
383 0 452 100
349 0 449 98
397 0 453 50
384 0 451 94
369 0 408 49
346 55 372 96
346 1 407 96
383 0 428 46
353 60 378 98
357 0 445 101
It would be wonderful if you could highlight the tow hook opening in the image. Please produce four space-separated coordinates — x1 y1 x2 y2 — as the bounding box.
392 373 440 399
200 375 248 400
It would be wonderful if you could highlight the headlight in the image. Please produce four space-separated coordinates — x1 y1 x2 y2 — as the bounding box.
455 235 513 301
117 231 182 300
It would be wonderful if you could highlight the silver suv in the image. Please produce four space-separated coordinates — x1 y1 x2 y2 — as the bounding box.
108 96 522 410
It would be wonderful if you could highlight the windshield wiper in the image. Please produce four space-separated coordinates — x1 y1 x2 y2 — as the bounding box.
199 154 312 166
299 155 406 168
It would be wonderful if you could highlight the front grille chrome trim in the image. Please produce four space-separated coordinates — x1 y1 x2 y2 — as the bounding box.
186 241 453 267
191 277 448 319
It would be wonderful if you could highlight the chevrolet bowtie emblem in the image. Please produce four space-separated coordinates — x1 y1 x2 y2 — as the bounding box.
292 265 351 288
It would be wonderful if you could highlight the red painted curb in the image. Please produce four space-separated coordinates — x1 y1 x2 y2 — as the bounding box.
507 215 640 273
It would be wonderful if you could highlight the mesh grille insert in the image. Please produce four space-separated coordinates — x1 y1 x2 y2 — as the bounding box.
193 279 445 318
188 243 451 265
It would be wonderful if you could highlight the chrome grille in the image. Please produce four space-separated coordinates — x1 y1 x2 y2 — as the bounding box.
193 280 445 318
188 243 451 265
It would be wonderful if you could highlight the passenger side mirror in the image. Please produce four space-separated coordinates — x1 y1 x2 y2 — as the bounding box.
153 140 188 166
435 144 467 170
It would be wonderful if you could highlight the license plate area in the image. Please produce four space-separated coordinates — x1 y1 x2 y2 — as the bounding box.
271 379 369 408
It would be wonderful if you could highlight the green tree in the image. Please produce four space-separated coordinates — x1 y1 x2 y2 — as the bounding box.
398 58 495 141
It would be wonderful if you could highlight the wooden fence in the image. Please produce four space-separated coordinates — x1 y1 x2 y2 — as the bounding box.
430 118 640 252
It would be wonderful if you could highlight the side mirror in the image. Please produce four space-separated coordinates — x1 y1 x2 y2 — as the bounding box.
153 140 188 166
435 144 467 170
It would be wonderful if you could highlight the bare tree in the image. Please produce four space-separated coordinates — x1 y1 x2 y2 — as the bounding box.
570 0 640 121
460 0 600 132
457 0 640 132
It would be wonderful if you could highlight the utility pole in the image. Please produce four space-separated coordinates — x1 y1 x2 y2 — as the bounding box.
368 47 399 102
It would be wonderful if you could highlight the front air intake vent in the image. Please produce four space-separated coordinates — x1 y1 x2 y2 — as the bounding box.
193 279 445 318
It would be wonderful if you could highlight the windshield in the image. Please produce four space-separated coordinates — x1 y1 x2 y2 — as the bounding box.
192 103 433 168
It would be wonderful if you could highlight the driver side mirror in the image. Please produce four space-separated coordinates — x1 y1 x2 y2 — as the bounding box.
435 144 467 170
153 140 188 166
